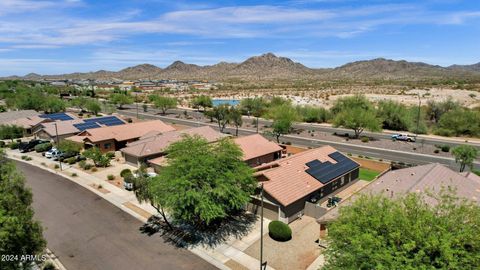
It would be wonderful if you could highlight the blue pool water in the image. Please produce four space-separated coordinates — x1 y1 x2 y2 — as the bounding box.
212 99 240 106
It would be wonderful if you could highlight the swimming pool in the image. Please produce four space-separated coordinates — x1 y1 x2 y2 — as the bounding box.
212 99 240 106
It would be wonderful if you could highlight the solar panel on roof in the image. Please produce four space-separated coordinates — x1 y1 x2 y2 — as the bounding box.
73 122 101 131
305 152 359 184
83 116 124 126
39 112 74 121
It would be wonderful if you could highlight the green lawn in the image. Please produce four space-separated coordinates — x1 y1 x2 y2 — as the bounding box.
359 168 381 181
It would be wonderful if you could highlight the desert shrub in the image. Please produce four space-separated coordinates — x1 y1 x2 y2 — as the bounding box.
120 168 132 178
9 142 19 149
43 261 56 270
64 157 77 164
361 137 370 143
21 155 28 160
91 167 98 172
54 164 59 169
441 145 450 152
0 141 5 148
268 221 292 241
434 149 440 154
35 142 52 152
106 151 115 159
71 173 78 177
107 174 115 180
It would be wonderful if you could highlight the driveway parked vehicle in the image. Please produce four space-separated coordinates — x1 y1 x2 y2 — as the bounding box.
44 148 60 158
19 139 49 153
391 133 416 142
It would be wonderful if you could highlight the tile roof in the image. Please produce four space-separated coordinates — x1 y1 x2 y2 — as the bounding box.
121 126 227 157
318 163 480 223
7 115 50 128
79 120 175 143
256 146 359 207
41 119 85 136
233 134 283 161
0 110 39 124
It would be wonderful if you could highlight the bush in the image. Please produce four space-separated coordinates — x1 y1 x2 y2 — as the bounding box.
106 151 115 159
441 145 450 152
71 173 78 177
0 141 5 148
21 155 28 160
64 157 77 164
434 149 440 154
361 136 370 143
107 174 115 180
35 142 52 152
9 142 19 149
54 164 59 169
120 168 132 178
43 261 56 270
91 167 98 172
268 221 292 241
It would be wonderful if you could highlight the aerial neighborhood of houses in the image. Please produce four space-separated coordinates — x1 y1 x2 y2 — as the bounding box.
1 79 479 270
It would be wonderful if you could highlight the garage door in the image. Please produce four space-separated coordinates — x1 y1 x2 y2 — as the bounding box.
246 199 279 221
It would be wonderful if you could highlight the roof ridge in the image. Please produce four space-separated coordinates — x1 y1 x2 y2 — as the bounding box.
405 163 438 193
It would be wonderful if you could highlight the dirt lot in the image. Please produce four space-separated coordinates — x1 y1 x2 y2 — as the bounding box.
244 216 321 270
352 157 391 172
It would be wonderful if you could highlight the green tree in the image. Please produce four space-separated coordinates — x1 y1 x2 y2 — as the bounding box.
109 93 133 109
212 104 231 132
333 107 382 138
85 99 102 115
297 105 331 123
152 96 177 114
147 135 256 227
70 96 89 112
452 145 479 172
0 125 24 141
42 95 66 113
377 100 412 131
426 97 460 123
0 151 46 270
83 147 110 167
229 107 243 136
330 94 373 115
191 95 213 112
57 140 82 154
267 104 299 143
241 97 267 133
436 109 480 137
324 191 480 270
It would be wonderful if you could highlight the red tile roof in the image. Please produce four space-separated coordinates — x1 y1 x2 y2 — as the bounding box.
233 134 283 161
257 145 358 207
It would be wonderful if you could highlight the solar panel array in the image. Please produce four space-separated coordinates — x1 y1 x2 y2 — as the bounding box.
73 122 101 131
84 116 125 126
305 152 359 184
39 112 74 121
73 116 125 131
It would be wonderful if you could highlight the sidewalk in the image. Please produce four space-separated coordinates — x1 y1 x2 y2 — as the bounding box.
8 149 276 270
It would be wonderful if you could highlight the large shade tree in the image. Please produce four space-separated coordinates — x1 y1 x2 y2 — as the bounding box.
324 191 480 270
0 151 46 270
333 107 382 138
146 135 256 227
452 145 479 172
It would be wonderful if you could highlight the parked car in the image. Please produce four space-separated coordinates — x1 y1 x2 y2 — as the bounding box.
19 139 49 153
124 181 134 191
44 148 60 158
56 151 80 161
133 171 158 178
391 133 416 142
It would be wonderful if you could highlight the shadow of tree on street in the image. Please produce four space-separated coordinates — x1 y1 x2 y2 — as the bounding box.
139 211 258 249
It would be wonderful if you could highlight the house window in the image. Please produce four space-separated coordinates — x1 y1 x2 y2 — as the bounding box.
340 176 345 185
104 143 111 149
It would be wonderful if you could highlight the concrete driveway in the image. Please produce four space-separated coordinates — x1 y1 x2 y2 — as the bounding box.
17 161 217 270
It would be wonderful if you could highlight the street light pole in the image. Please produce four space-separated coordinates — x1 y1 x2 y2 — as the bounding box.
54 123 62 171
260 183 264 270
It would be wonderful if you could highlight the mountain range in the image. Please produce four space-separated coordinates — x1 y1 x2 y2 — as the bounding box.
8 53 480 81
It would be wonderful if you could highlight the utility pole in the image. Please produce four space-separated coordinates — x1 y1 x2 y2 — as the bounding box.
416 93 421 137
54 123 62 171
260 183 265 270
136 95 139 119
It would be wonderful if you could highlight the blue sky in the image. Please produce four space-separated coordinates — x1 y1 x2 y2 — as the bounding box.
0 0 479 76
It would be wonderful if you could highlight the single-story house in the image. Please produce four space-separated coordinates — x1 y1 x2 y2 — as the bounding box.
0 110 39 125
317 163 480 238
6 115 52 136
37 115 126 141
67 120 175 152
233 134 284 167
121 126 227 166
249 145 360 223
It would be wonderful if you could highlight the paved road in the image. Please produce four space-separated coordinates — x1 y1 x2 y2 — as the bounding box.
119 109 480 171
17 161 216 270
125 104 480 148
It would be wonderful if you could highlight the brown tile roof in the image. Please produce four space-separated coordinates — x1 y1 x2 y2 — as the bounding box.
0 110 38 124
121 126 227 157
41 119 85 136
318 164 480 224
78 120 175 143
233 134 283 161
7 115 50 129
256 146 358 207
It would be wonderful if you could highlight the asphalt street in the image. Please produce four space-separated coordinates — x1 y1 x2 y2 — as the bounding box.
118 108 480 170
17 161 217 270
